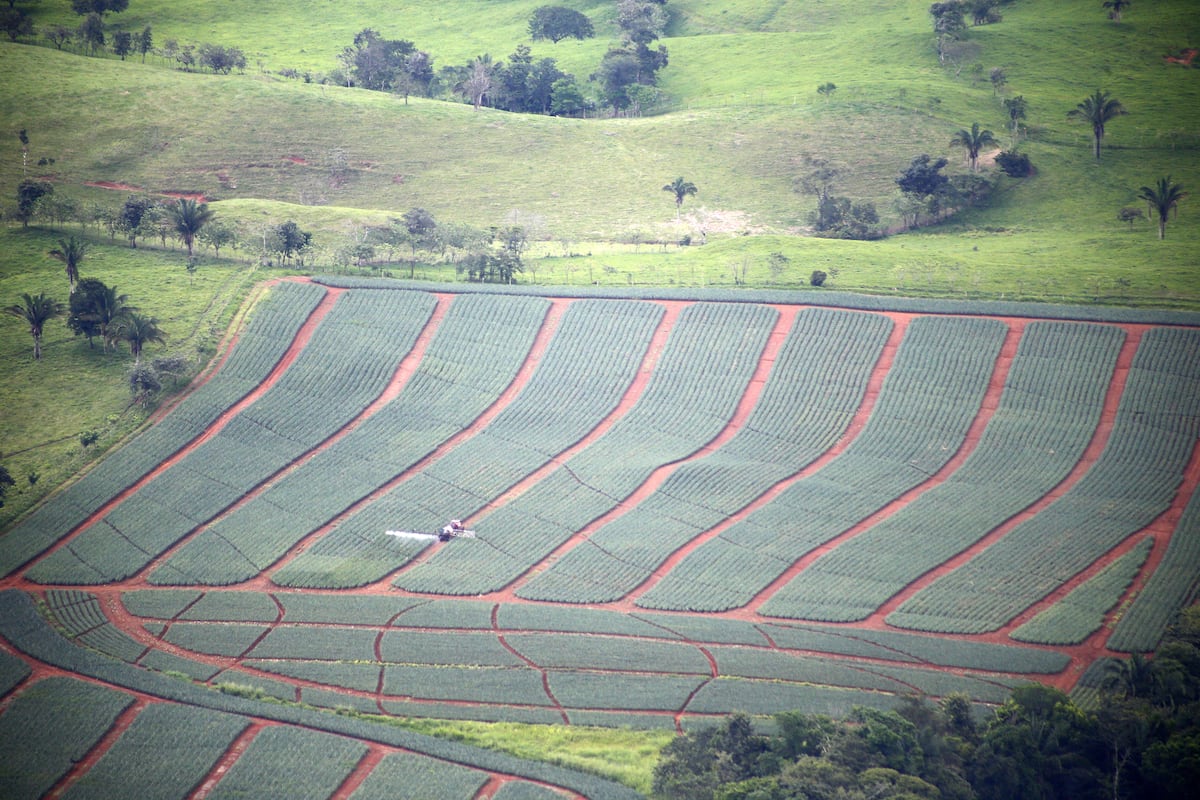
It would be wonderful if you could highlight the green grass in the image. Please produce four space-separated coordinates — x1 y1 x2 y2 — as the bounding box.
391 718 674 795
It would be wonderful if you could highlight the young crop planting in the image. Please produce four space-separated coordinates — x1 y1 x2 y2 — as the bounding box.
758 321 1125 621
519 307 892 603
1107 491 1200 652
642 315 1008 614
59 703 249 800
27 289 437 585
1011 538 1152 646
159 292 549 586
203 725 368 800
394 302 778 595
889 327 1200 634
0 677 134 799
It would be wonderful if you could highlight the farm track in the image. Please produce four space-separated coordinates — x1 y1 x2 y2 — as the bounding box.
4 284 1200 799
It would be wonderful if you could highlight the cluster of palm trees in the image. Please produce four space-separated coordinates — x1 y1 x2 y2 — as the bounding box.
5 197 214 362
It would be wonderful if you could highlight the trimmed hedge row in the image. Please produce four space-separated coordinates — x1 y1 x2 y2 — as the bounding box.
310 275 1200 327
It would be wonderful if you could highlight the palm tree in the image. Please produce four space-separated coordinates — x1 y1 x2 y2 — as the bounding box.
949 122 997 171
663 177 698 218
114 312 165 362
48 235 88 294
167 197 214 260
1068 89 1126 160
95 283 136 351
1137 175 1188 240
1003 95 1027 145
5 292 65 360
1103 0 1131 23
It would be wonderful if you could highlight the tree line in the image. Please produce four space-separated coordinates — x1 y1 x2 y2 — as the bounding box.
325 2 672 116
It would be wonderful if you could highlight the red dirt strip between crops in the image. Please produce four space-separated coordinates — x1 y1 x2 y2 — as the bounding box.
495 303 799 599
256 297 573 589
869 326 1142 628
16 283 343 577
616 311 916 613
130 292 456 585
44 697 149 799
189 721 272 800
734 317 1026 622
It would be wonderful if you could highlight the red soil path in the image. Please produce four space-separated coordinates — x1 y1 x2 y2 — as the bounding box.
44 697 149 799
84 180 209 203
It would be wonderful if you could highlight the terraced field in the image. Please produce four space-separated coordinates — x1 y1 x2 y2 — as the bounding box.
2 279 1199 799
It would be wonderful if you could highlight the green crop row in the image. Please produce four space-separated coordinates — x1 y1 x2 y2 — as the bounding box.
518 307 893 603
0 649 30 697
393 302 779 596
1108 491 1200 652
889 327 1200 634
27 289 437 585
269 297 657 589
757 321 1125 622
1011 538 1152 646
0 591 643 800
207 725 369 800
0 281 326 578
345 751 489 800
162 292 551 587
634 315 1007 614
61 703 250 800
0 676 134 799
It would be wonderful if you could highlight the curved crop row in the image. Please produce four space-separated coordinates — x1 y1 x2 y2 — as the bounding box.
0 281 327 578
391 302 779 595
158 293 553 586
888 326 1200 633
636 315 1008 613
270 298 661 589
25 289 437 585
756 321 1124 622
518 307 893 603
1106 488 1200 652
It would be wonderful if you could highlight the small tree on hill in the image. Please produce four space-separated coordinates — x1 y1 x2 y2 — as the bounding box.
1137 176 1187 240
663 177 697 218
950 122 997 172
1068 89 1126 160
168 197 214 260
529 6 594 43
16 179 52 227
48 235 88 294
1103 0 1131 23
5 292 64 360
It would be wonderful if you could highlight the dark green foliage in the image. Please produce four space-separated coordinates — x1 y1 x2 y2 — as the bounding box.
71 0 129 15
995 149 1032 177
15 177 51 226
0 464 12 508
895 154 951 226
810 269 827 286
339 28 419 91
810 195 881 239
529 6 594 43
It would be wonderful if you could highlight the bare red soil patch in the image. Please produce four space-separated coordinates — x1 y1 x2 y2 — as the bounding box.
84 180 208 203
1165 48 1198 66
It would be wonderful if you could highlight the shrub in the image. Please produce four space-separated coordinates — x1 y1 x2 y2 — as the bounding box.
995 150 1032 177
810 270 828 287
